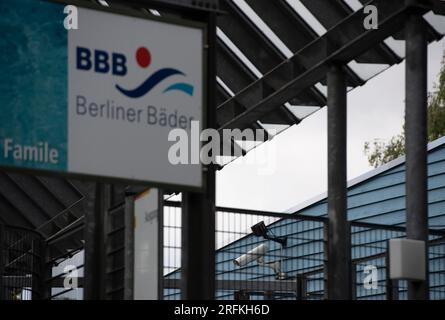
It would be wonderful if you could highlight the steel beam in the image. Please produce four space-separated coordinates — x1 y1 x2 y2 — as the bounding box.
6 174 74 234
217 0 328 105
246 0 317 53
181 179 216 299
405 12 429 300
216 40 257 94
0 192 34 229
0 173 48 229
293 0 400 64
39 242 52 300
37 177 85 219
217 0 423 132
217 0 284 74
219 0 360 90
216 41 299 127
427 0 445 16
83 182 106 300
327 64 351 300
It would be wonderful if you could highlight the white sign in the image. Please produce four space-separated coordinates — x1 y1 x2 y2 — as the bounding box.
68 8 204 188
134 189 159 300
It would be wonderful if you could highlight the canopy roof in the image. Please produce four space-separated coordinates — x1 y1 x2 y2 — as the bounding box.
106 0 445 167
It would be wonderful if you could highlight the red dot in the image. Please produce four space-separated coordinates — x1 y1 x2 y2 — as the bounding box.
136 47 151 68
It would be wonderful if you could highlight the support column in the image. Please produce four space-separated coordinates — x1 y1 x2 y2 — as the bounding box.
181 12 217 300
405 13 429 300
36 240 51 300
327 64 351 300
181 177 216 300
83 182 106 300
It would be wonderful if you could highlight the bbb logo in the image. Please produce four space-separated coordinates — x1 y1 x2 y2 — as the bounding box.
76 46 194 98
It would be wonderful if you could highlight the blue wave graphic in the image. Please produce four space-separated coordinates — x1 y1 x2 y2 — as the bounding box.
116 68 185 98
163 82 194 96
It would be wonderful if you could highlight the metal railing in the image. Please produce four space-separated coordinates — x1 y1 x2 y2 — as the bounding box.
0 224 43 300
162 202 445 300
351 222 445 300
3 201 442 300
163 203 328 300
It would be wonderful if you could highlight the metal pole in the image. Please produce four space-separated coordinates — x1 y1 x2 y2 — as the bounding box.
327 63 352 300
386 250 399 300
296 274 307 300
83 182 106 300
123 194 135 300
31 239 42 300
39 243 52 300
181 181 216 301
181 11 217 300
405 12 429 300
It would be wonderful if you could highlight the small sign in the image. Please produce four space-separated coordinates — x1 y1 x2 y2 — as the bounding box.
134 189 159 300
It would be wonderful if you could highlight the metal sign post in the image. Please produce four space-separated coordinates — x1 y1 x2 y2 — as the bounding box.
181 10 217 300
405 11 429 300
327 64 352 300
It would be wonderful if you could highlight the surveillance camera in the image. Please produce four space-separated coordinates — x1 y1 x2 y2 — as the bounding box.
233 244 268 267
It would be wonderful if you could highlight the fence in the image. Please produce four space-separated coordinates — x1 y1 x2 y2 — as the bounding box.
162 202 328 300
162 202 445 300
1 200 444 300
0 225 43 300
351 223 445 300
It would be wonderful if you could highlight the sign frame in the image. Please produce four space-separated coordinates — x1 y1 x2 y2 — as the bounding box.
0 0 209 192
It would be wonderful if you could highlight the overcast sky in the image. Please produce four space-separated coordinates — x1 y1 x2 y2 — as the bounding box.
216 38 445 213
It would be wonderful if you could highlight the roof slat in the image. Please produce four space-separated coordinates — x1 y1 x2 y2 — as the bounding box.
245 0 317 53
218 1 332 104
217 0 411 132
299 0 401 64
217 40 300 127
0 172 48 230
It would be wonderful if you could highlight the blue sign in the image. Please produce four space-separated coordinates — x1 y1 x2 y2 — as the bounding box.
0 0 67 172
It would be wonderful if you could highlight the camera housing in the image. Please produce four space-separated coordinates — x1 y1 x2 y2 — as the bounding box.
233 244 268 267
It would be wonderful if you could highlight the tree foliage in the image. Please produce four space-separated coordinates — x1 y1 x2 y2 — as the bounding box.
364 54 445 168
